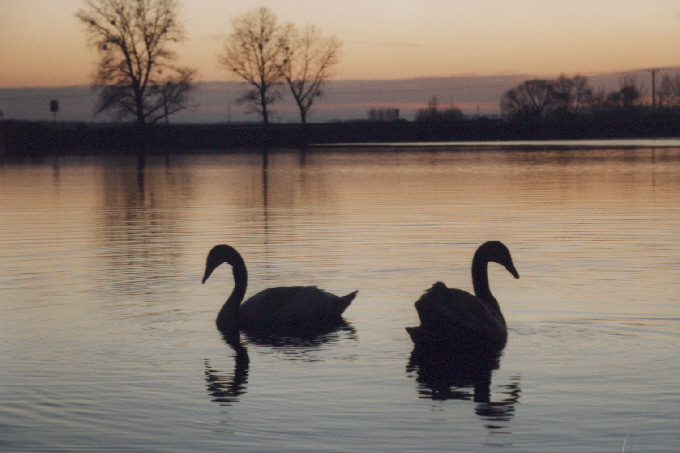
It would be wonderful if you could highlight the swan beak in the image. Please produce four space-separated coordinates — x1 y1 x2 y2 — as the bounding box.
509 265 520 279
201 268 213 284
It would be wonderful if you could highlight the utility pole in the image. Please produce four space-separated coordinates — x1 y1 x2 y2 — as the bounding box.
648 68 659 113
50 100 59 124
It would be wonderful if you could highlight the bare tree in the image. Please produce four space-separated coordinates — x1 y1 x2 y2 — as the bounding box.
572 75 593 115
76 0 196 125
659 73 680 107
150 67 196 124
550 74 593 116
501 79 555 121
550 74 575 113
417 96 440 122
220 7 285 124
278 24 341 125
617 74 644 108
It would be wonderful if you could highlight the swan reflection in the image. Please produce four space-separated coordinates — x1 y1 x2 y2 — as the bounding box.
406 344 521 423
205 322 357 406
240 320 357 362
204 329 249 407
242 320 357 347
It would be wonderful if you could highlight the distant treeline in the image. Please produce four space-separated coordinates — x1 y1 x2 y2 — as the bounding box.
499 73 680 124
2 113 679 154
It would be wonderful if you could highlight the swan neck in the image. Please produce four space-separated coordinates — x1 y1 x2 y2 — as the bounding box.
472 253 505 325
472 254 491 300
217 263 247 328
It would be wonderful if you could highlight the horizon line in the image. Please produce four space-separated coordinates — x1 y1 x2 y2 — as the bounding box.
3 65 680 91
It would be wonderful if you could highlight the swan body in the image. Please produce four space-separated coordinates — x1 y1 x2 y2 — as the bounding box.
236 285 356 326
202 244 357 330
406 241 519 351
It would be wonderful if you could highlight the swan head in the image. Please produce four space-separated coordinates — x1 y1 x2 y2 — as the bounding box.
202 244 246 284
478 241 519 279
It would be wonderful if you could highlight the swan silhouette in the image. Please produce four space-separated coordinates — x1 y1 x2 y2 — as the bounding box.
202 244 357 331
406 241 519 351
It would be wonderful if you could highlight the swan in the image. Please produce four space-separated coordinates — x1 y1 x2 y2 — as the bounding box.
202 244 357 331
406 241 519 351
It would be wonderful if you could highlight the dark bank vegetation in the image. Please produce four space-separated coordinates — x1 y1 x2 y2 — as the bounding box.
3 105 679 154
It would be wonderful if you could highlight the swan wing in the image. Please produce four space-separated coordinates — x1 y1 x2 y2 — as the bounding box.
240 286 356 325
413 282 506 347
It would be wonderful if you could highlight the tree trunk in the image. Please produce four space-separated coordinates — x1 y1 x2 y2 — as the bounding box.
135 99 146 127
260 89 269 124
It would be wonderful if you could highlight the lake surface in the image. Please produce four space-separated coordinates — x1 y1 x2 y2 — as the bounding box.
1 142 679 451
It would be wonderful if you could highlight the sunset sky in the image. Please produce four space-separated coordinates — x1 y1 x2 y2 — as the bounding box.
1 0 680 88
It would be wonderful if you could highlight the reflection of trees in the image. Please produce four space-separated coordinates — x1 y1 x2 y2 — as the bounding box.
406 345 521 426
97 155 192 297
255 148 340 277
260 148 336 211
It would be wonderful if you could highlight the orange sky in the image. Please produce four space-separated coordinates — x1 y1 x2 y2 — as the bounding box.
1 0 680 88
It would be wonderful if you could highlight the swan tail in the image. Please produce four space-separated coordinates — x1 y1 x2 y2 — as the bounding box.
341 290 358 304
406 326 427 344
334 290 358 315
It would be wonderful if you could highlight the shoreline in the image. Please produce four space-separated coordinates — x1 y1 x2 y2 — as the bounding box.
2 118 680 154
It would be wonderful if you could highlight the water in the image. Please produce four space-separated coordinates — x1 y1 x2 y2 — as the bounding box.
1 142 679 451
